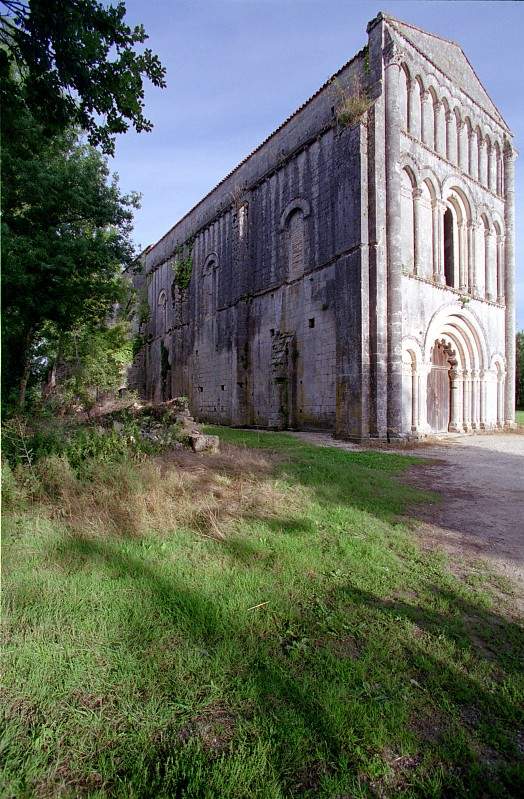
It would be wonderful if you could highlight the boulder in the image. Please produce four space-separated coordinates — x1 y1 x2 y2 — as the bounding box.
189 434 220 454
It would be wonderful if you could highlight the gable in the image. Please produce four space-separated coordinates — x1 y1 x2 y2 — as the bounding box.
387 17 509 131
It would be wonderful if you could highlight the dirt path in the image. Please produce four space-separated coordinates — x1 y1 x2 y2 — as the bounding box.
289 431 524 604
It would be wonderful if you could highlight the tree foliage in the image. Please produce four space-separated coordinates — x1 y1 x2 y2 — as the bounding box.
40 320 134 412
1 113 138 405
0 0 166 155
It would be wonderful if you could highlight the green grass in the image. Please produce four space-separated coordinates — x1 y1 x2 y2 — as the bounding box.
2 427 523 798
516 410 524 426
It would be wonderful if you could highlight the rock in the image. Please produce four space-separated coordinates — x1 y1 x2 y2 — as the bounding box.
113 421 123 432
189 434 219 454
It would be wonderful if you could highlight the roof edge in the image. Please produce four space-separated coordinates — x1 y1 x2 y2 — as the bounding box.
147 46 368 256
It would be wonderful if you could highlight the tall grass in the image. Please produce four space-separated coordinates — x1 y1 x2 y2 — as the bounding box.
2 427 523 798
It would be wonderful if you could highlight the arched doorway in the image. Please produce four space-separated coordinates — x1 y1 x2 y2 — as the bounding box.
427 340 454 432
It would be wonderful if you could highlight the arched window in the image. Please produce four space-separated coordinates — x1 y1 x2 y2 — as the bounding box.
401 167 416 273
454 108 462 166
411 77 423 139
480 215 490 299
202 254 218 318
442 98 453 161
485 136 492 190
465 118 474 177
157 290 167 336
476 127 483 183
443 208 455 287
494 221 504 302
421 178 436 280
495 142 503 195
426 87 438 150
287 209 305 280
400 64 410 131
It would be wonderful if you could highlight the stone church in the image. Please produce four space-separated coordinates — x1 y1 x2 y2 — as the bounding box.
128 11 517 440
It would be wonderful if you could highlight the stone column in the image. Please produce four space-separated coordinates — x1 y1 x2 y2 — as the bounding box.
436 200 447 284
497 373 505 428
458 121 468 172
458 221 467 291
471 369 479 429
468 131 478 180
409 80 420 139
497 236 505 304
421 90 432 147
485 229 496 301
472 221 482 297
411 364 418 432
479 370 487 429
467 221 476 294
384 41 404 438
418 365 431 434
413 187 423 276
488 144 496 192
503 142 516 425
446 111 456 163
463 370 471 431
478 136 488 186
431 200 440 282
434 100 445 156
449 367 462 432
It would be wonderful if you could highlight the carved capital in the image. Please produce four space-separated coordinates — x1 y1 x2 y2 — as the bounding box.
503 139 516 160
412 187 423 200
383 41 403 67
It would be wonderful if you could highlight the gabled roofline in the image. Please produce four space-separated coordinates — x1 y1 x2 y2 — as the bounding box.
379 11 511 133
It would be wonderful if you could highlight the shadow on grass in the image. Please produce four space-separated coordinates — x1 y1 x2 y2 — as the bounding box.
16 429 521 797
49 529 524 798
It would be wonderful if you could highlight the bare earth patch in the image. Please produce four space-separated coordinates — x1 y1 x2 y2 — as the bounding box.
290 431 524 613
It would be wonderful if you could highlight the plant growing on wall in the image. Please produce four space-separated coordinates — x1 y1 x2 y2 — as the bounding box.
331 76 370 128
172 240 194 291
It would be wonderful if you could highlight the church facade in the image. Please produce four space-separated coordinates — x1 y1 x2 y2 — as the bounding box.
128 12 517 440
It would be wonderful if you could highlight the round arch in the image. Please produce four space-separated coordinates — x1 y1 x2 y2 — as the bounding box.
279 198 311 231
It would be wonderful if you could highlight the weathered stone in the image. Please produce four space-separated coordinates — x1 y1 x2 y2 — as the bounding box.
127 13 516 439
189 434 220 454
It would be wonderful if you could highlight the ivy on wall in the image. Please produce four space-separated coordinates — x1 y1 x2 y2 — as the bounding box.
172 238 195 291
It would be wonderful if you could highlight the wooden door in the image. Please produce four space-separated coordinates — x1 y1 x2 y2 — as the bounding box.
427 341 451 432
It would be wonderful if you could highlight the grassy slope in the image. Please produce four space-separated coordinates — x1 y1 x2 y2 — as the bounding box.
516 410 524 426
2 428 523 798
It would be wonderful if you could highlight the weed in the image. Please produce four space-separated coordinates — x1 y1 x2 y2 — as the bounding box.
331 75 371 128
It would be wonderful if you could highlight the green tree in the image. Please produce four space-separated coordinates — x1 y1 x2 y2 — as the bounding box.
38 320 133 413
0 0 166 155
1 115 138 406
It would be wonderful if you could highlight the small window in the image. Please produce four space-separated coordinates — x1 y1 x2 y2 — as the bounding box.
309 318 315 328
443 208 455 287
270 328 275 337
198 386 203 393
221 385 225 391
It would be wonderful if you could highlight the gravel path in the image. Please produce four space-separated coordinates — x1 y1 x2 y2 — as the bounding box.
289 431 524 604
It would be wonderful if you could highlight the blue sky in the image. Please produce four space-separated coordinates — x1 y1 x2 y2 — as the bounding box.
111 0 523 326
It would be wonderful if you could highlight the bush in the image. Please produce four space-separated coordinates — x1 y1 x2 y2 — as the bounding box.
1 416 165 480
1 461 27 511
